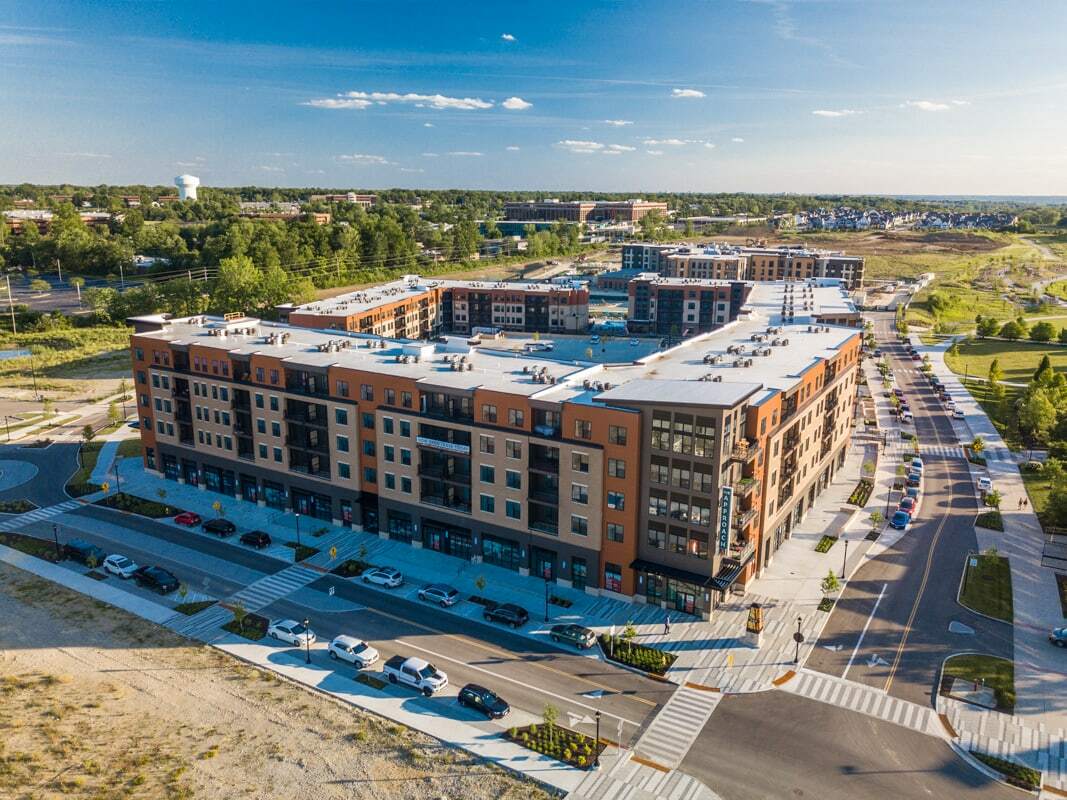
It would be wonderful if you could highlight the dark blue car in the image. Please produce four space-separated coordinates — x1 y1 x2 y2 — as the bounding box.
890 510 911 530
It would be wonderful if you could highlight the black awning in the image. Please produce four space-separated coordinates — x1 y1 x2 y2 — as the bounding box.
630 558 714 588
707 547 756 591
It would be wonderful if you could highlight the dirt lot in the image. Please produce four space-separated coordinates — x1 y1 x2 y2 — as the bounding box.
0 562 549 800
716 229 1010 256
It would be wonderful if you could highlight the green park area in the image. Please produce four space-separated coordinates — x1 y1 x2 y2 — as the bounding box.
945 338 1067 385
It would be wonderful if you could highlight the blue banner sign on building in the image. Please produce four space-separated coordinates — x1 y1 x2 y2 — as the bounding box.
718 486 733 553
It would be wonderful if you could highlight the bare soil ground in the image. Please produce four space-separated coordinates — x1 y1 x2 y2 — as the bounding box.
0 562 549 800
716 229 1008 256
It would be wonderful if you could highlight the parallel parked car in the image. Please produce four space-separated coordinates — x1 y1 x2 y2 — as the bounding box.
203 518 236 536
327 634 379 668
103 553 139 578
483 603 529 628
458 683 511 719
898 496 918 516
173 511 202 526
906 472 922 488
64 538 107 567
239 530 272 549
362 567 404 588
383 655 448 696
132 565 179 594
267 619 316 646
952 408 966 419
889 510 912 530
418 583 460 607
549 623 596 649
977 476 994 493
1050 628 1067 648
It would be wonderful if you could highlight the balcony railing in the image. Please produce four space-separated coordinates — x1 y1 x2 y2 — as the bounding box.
729 538 755 564
730 439 762 463
733 507 758 530
421 494 471 514
733 478 761 498
530 489 560 505
529 457 560 474
529 519 559 536
289 464 331 480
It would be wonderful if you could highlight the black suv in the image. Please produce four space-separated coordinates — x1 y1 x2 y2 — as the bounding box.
132 566 179 594
203 518 236 536
458 683 510 719
239 530 272 549
64 538 107 567
483 602 529 628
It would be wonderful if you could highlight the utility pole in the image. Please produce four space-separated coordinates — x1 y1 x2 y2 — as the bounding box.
5 275 16 334
118 261 125 289
56 257 62 283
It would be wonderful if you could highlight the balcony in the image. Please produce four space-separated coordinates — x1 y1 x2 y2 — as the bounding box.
529 519 559 536
733 507 758 531
289 464 331 480
421 493 471 514
530 488 559 505
729 438 762 463
171 386 190 399
733 478 761 499
417 463 470 482
729 537 756 564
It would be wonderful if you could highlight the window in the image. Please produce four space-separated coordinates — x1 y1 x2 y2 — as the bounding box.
670 497 689 521
363 467 377 484
134 347 144 361
335 408 348 425
507 408 524 427
647 524 666 549
152 374 160 388
271 421 281 437
689 532 709 559
574 419 592 440
480 494 495 513
482 404 498 423
362 440 375 457
506 470 521 490
256 418 266 434
399 420 411 437
400 476 412 494
362 412 375 429
401 391 412 409
607 523 625 543
570 484 588 504
269 396 279 411
136 370 145 385
648 491 668 517
479 434 495 454
335 379 349 398
694 417 716 457
219 387 229 402
694 466 714 493
360 384 374 401
258 444 268 459
692 498 712 526
650 459 669 484
570 515 588 536
270 369 279 385
273 447 282 462
651 413 671 450
400 448 411 466
382 417 394 434
255 393 264 409
672 415 693 454
608 458 626 479
607 491 625 510
604 563 622 593
505 500 521 520
608 425 627 445
383 445 395 462
669 528 687 554
385 388 396 406
256 367 265 383
671 463 690 489
480 465 495 483
338 462 351 479
571 452 589 473
505 440 522 460
383 471 394 489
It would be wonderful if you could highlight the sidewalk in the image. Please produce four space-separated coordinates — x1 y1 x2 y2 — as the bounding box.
923 336 1067 731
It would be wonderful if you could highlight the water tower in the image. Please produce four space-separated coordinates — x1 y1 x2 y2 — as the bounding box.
174 174 200 201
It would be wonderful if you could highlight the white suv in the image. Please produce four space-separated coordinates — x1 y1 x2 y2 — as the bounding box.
977 476 993 493
327 635 379 668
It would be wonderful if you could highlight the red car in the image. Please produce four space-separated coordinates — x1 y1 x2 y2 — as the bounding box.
173 511 202 526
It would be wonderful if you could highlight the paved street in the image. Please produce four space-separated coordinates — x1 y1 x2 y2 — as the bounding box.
684 692 1018 800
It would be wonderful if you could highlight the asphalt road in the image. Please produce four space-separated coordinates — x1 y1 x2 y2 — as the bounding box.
29 502 669 746
805 313 1012 707
685 692 1018 800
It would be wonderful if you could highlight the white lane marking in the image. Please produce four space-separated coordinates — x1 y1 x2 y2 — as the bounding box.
394 637 647 731
842 583 888 680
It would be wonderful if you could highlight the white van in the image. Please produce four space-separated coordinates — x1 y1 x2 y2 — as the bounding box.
900 410 913 423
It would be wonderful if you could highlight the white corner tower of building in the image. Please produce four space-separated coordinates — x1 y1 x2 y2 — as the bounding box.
174 174 200 201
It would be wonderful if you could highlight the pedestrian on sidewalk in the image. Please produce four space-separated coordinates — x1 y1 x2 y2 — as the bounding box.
1018 498 1024 509
664 614 671 636
1023 497 1029 508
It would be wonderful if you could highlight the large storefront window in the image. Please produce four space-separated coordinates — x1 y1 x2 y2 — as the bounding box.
604 563 622 593
572 557 587 590
292 489 332 521
163 454 179 481
424 520 473 561
262 480 286 510
482 535 522 571
387 510 414 543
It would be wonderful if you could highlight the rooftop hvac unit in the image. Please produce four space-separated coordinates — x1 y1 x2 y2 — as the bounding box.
713 375 723 382
782 338 790 346
465 362 473 371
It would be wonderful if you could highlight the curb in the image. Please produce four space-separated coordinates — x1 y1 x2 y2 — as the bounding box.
955 549 1013 626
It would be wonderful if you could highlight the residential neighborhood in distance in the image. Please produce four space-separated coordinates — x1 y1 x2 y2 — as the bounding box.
1 3 1065 800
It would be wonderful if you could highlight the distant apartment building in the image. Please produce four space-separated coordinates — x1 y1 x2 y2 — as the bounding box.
2 208 113 234
503 199 668 224
627 275 752 336
127 278 860 619
309 193 378 207
277 276 589 339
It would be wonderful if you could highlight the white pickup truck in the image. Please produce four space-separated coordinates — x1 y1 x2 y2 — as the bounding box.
383 655 448 697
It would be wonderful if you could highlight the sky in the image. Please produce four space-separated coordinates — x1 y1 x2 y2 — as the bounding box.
1 0 1065 195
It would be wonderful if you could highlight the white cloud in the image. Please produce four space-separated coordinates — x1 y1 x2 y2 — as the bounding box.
421 152 439 157
671 88 705 99
423 122 434 128
646 150 664 156
254 165 285 172
811 109 859 118
903 100 951 112
175 160 199 167
448 151 483 157
502 96 532 110
306 90 493 111
57 151 112 159
951 99 971 106
731 137 745 143
338 153 393 165
643 138 687 146
305 169 326 175
399 167 425 173
604 119 633 127
703 142 716 150
606 144 636 152
505 146 521 151
558 139 604 153
501 33 516 42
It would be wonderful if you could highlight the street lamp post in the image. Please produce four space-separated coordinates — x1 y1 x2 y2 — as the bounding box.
593 709 602 770
52 523 61 561
841 537 849 579
544 574 550 622
303 617 311 664
793 616 804 664
295 512 301 548
113 461 121 495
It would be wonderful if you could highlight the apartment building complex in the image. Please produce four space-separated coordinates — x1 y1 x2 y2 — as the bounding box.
627 276 752 336
503 199 668 223
130 279 860 620
278 276 589 338
621 243 866 290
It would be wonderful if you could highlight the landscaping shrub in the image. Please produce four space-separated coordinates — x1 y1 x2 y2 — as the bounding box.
331 559 373 577
970 752 1040 790
975 510 1004 531
96 492 179 518
283 542 319 562
814 535 838 553
0 499 37 513
505 723 604 770
598 634 676 675
222 612 268 641
847 479 874 507
174 600 216 616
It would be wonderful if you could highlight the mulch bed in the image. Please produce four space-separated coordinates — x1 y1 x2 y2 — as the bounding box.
0 499 37 513
331 559 373 578
847 480 874 507
598 634 676 675
505 723 605 770
815 535 838 553
222 613 268 641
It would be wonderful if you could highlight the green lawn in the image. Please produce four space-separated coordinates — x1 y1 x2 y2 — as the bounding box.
945 338 1067 384
955 378 1024 449
0 326 132 384
959 554 1013 622
66 441 104 496
906 284 1021 331
116 438 142 458
944 653 1016 712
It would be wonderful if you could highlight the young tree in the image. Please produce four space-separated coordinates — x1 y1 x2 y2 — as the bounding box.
42 397 54 416
1043 458 1066 490
107 401 121 426
1030 321 1056 342
862 460 875 477
971 435 985 454
232 600 248 633
542 704 559 745
212 500 223 518
985 489 1003 510
869 510 884 530
178 583 189 603
821 570 842 598
621 620 638 655
118 378 130 400
29 278 51 295
988 359 1004 384
474 575 487 593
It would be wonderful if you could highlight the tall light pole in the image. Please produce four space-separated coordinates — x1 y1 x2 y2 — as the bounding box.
593 709 602 770
793 616 804 664
841 537 849 579
303 618 311 664
52 523 61 561
544 574 550 622
295 512 301 548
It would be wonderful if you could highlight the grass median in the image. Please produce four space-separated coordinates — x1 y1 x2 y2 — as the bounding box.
959 552 1013 622
945 653 1016 712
